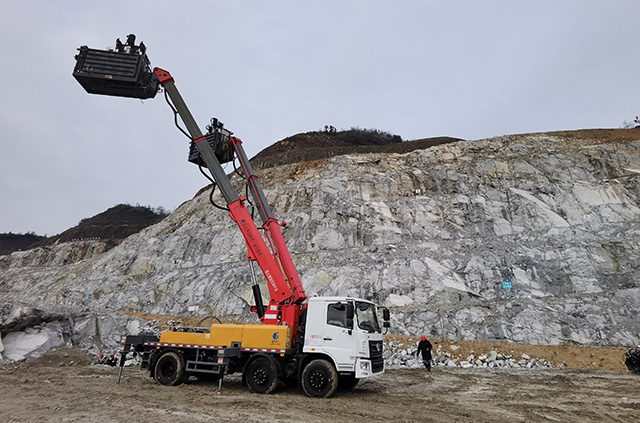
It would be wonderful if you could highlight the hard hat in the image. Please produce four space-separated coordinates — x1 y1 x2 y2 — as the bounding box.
421 335 426 341
99 353 104 357
111 353 115 356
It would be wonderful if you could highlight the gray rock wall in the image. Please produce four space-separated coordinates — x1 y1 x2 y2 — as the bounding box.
1 131 639 359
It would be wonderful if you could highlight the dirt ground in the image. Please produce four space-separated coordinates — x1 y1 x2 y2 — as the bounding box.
0 347 638 423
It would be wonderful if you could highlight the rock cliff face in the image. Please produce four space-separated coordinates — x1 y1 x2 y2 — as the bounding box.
1 129 639 359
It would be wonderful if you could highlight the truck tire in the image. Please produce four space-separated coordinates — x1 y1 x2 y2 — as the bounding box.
246 357 279 394
154 351 186 386
302 359 338 398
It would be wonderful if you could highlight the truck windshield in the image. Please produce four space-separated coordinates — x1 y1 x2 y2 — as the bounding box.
355 301 381 333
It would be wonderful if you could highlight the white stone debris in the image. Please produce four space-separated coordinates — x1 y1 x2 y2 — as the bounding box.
384 344 555 370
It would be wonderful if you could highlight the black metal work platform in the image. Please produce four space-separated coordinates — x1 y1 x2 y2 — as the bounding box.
73 45 159 99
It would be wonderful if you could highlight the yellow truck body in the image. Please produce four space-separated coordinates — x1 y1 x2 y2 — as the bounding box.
159 324 292 350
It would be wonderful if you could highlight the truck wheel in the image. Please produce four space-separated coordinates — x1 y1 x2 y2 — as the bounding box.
302 359 338 398
154 352 186 386
246 357 279 394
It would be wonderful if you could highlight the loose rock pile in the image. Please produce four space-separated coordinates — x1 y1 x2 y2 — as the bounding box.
384 341 556 370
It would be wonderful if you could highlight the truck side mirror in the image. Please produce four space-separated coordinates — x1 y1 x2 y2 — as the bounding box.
346 303 354 330
383 308 390 328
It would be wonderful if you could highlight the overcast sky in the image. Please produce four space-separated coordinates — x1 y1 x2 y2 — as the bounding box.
1 1 638 236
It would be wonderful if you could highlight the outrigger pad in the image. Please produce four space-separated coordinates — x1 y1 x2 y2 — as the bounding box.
73 35 159 99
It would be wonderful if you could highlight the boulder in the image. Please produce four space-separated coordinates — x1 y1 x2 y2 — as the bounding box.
2 321 65 361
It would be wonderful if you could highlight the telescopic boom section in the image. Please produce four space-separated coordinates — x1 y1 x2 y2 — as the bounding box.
230 137 307 304
152 68 306 328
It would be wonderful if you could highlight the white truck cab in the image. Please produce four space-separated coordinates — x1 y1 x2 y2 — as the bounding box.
303 296 385 379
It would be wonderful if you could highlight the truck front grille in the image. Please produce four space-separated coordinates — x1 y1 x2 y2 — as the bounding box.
369 340 384 373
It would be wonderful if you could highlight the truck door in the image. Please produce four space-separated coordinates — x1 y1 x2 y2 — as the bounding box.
322 301 357 372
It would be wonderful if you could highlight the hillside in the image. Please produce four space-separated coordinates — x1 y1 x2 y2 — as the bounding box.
1 127 639 367
0 129 456 255
0 233 45 256
0 204 169 255
251 128 462 169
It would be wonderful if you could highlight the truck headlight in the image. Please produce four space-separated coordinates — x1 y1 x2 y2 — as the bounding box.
360 361 370 371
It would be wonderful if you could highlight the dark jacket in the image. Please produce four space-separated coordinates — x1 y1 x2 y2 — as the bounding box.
417 339 433 361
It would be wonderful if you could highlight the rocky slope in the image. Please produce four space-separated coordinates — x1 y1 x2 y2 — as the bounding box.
1 128 639 360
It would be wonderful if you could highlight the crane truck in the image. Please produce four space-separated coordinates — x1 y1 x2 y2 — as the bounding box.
72 35 389 398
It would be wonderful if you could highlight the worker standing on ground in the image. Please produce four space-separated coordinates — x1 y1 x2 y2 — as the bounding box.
416 335 433 374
